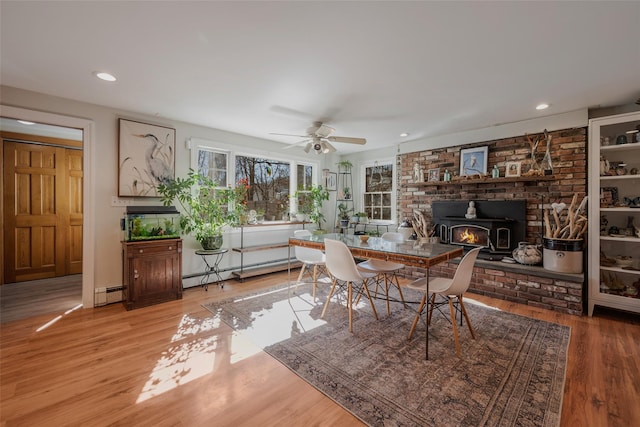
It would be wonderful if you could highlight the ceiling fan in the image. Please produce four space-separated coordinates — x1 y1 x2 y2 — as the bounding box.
272 122 366 154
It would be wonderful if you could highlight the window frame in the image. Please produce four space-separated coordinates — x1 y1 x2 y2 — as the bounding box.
360 158 396 224
189 137 320 216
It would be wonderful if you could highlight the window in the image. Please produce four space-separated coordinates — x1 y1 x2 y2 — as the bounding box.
363 162 393 221
190 138 319 222
295 163 314 214
235 155 291 219
197 147 228 187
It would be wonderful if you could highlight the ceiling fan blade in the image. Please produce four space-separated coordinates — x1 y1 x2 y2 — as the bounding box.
270 132 308 138
327 136 367 145
281 139 310 149
314 124 335 138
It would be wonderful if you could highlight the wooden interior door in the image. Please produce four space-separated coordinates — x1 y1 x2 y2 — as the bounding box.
3 136 83 283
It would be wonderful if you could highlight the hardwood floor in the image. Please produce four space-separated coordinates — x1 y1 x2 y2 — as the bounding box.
0 275 82 324
1 271 638 427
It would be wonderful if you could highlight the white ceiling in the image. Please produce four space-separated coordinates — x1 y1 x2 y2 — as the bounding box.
1 1 639 153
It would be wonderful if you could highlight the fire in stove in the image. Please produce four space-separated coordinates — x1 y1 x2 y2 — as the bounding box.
459 228 481 244
450 224 489 248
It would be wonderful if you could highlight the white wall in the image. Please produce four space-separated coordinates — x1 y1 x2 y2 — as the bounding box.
1 85 335 295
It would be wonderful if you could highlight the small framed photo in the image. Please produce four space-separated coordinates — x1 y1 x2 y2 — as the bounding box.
600 187 619 206
460 146 488 176
428 168 440 182
505 161 522 177
326 172 337 191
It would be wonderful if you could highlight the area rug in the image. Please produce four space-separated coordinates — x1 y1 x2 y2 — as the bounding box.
203 283 569 427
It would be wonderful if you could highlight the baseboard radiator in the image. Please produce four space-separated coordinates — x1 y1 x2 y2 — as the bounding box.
94 286 123 306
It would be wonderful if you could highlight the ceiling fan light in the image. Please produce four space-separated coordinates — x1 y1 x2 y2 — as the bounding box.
303 142 312 153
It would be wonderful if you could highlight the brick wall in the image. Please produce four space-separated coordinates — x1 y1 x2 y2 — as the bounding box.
397 127 587 315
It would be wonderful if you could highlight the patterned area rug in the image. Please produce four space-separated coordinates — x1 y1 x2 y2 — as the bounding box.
203 283 569 427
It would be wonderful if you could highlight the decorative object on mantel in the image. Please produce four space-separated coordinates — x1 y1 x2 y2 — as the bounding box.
412 209 435 241
524 131 544 176
413 162 424 182
505 161 521 177
459 146 488 176
491 164 500 178
443 169 452 182
465 201 477 219
540 129 554 175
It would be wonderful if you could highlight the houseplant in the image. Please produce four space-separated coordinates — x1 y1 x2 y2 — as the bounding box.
296 184 329 233
157 169 232 250
337 202 352 228
337 159 353 173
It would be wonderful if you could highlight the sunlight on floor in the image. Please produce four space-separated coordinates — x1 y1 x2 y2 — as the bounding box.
137 314 222 403
35 303 83 332
465 297 502 311
229 288 327 360
137 287 327 403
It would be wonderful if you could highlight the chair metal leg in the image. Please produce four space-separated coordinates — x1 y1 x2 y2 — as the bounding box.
448 299 461 357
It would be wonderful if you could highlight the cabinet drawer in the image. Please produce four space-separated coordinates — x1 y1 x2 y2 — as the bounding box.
125 240 181 256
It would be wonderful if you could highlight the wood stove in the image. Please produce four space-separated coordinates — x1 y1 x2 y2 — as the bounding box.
432 200 526 260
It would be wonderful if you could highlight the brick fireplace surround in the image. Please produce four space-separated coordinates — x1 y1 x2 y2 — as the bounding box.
398 127 587 315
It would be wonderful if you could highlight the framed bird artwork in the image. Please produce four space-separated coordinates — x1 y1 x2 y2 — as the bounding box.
118 118 176 197
459 146 488 177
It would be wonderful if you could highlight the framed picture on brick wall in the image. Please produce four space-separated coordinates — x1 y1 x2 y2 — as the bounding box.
505 161 522 177
459 146 488 176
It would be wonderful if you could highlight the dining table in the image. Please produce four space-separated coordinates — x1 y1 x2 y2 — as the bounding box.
288 233 464 359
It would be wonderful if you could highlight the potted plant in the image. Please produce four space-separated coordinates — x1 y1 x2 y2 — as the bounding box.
296 185 329 233
355 211 369 224
337 203 352 228
157 169 232 250
337 159 353 173
343 187 351 200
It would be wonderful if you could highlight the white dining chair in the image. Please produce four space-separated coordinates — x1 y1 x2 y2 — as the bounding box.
357 232 406 315
321 238 379 332
407 247 481 357
293 229 326 301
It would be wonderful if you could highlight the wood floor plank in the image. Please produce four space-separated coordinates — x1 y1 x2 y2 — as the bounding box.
1 271 639 426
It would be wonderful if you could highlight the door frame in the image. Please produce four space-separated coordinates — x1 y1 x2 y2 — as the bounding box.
1 105 95 308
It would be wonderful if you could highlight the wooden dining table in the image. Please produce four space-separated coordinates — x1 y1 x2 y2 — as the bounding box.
288 233 464 359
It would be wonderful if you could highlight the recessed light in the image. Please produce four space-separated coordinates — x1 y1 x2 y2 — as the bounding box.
94 71 117 82
17 120 35 125
400 132 409 137
536 103 549 110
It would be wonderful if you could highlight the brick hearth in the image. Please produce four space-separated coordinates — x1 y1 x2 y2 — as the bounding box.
397 127 587 315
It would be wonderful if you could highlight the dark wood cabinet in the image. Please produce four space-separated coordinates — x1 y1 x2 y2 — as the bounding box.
122 239 183 310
